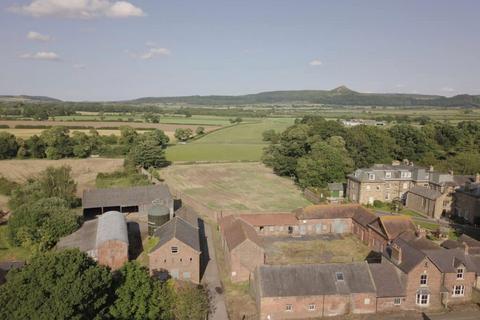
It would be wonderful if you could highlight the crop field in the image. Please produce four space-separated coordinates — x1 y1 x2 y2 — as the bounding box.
0 128 153 139
160 162 310 212
0 119 221 132
54 114 235 126
0 158 124 199
166 118 295 162
264 234 371 265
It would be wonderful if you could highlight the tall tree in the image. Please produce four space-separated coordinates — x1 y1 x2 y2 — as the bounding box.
0 132 19 159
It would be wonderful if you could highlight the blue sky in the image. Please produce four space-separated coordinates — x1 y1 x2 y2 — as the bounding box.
0 0 479 101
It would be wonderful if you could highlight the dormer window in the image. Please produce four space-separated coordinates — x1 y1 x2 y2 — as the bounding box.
368 173 375 181
336 272 344 281
385 172 392 178
457 268 464 279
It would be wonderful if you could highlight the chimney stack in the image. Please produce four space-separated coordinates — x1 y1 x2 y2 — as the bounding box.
391 243 402 264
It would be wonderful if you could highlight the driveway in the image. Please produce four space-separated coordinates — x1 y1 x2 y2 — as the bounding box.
201 222 229 320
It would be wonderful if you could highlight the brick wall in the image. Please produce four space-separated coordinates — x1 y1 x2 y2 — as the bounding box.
97 240 128 270
454 192 480 224
149 238 200 283
227 240 264 283
376 297 406 312
443 270 477 305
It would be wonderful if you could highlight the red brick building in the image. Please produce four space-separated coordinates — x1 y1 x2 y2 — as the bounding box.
149 214 201 283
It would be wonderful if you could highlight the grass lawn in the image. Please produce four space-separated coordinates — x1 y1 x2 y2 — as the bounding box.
414 220 440 232
136 236 159 267
264 235 371 265
166 118 295 162
160 162 310 212
95 170 151 189
0 225 32 262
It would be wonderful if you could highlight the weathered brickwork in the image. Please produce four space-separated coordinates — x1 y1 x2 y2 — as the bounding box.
97 240 129 270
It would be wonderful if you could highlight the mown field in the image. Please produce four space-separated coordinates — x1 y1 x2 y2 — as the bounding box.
160 162 310 212
166 118 295 162
0 128 153 139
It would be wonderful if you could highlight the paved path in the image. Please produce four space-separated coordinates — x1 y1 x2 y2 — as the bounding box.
201 223 229 320
424 310 480 320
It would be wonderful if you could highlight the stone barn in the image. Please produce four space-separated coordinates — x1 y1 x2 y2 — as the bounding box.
82 184 173 218
149 214 201 283
56 210 129 270
252 262 377 319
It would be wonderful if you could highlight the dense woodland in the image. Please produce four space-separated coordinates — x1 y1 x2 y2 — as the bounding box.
263 116 480 188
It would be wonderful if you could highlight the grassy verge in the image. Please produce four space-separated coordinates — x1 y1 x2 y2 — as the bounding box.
136 236 159 267
0 176 19 196
0 225 32 262
96 169 151 188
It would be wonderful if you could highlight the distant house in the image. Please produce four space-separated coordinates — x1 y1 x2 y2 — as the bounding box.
406 186 445 219
57 210 129 270
252 262 377 319
149 214 201 283
219 215 265 282
327 182 345 203
453 174 480 224
82 184 173 217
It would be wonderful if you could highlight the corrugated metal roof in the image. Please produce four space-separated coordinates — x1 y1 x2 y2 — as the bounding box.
96 211 129 246
83 184 172 208
257 262 376 297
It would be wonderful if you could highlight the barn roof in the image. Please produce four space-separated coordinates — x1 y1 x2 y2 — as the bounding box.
384 238 427 273
56 219 98 252
83 184 172 209
408 186 442 200
257 262 376 298
96 211 129 246
372 216 417 241
175 206 200 229
151 216 200 253
238 213 298 227
223 219 262 251
369 262 406 297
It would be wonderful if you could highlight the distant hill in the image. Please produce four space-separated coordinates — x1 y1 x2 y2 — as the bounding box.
124 87 480 107
0 95 62 103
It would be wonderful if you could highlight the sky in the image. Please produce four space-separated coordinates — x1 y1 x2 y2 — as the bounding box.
0 0 479 101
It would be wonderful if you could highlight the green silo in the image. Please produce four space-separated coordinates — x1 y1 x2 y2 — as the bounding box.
148 204 170 236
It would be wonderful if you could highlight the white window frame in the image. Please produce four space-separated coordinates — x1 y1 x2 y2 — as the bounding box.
335 272 344 281
308 303 315 311
420 274 428 286
366 185 371 191
385 172 392 178
171 246 178 254
364 298 371 305
453 285 465 297
393 298 401 305
285 304 293 312
416 293 429 306
368 173 375 181
456 268 464 279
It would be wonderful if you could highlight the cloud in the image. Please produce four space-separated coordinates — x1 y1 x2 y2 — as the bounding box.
73 64 87 69
27 31 52 41
309 59 322 66
10 0 145 19
129 46 171 60
20 51 60 61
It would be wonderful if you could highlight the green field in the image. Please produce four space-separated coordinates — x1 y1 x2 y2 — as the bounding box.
53 114 235 126
166 118 295 162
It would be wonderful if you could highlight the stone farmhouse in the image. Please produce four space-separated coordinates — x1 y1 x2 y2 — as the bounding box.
453 175 480 224
219 204 480 319
57 210 129 270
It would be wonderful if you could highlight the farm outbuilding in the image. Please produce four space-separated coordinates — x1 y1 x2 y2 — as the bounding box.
82 184 173 218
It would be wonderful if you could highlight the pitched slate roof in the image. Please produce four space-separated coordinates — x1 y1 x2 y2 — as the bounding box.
238 213 298 227
175 206 199 229
96 211 129 246
374 216 417 240
440 234 480 255
83 184 172 209
151 216 200 253
222 219 262 251
295 204 375 224
384 238 427 273
408 186 442 200
257 262 376 298
399 230 441 251
368 262 406 297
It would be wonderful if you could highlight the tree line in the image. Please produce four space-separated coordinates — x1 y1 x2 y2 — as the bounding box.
263 116 480 189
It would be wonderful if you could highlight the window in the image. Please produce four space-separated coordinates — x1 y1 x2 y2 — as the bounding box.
420 274 428 285
394 298 401 305
336 272 344 281
385 172 392 178
403 182 408 189
308 304 315 311
453 285 465 296
457 268 464 279
171 246 178 254
285 304 293 312
416 294 429 305
366 185 371 191
364 298 371 305
368 173 375 180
